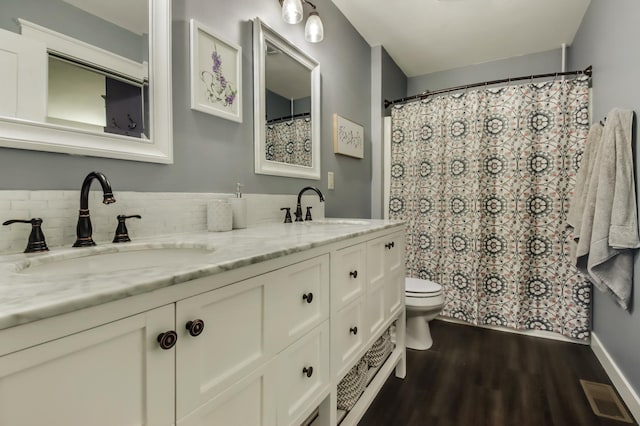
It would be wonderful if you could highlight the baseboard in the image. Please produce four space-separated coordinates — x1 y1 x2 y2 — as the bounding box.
591 332 640 422
437 316 588 345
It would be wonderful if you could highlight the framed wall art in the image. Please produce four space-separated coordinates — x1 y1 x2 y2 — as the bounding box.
190 19 242 122
333 114 364 158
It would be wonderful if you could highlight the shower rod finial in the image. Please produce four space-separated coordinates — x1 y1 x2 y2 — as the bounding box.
584 65 593 77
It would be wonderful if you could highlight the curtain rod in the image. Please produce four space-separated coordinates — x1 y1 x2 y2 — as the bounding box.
384 65 593 109
267 111 311 124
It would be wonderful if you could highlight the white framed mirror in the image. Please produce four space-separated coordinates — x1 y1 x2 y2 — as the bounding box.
0 0 172 164
253 18 320 180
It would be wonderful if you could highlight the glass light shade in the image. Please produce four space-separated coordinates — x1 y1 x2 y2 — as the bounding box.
305 12 324 43
281 0 303 24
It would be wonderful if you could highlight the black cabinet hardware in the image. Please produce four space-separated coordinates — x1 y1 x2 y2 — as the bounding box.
302 293 314 303
186 319 205 337
157 331 177 350
302 366 314 378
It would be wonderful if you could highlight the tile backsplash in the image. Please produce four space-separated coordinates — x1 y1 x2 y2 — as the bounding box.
0 191 325 254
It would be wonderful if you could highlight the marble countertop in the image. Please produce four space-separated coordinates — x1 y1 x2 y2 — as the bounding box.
0 219 402 331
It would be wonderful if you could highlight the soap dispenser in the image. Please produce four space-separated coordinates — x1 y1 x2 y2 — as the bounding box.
230 183 247 229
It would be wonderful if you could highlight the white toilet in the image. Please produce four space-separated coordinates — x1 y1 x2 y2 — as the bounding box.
405 277 445 350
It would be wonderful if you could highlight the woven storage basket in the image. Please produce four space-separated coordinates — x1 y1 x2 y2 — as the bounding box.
336 357 367 411
365 328 393 368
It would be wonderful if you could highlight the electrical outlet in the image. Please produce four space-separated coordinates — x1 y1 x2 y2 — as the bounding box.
328 172 335 190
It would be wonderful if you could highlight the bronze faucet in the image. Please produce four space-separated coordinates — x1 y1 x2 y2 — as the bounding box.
73 171 116 247
295 186 324 221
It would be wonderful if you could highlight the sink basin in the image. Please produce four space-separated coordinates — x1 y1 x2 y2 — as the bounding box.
17 247 214 276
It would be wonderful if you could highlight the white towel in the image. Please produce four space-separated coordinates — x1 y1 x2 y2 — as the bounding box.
570 108 639 310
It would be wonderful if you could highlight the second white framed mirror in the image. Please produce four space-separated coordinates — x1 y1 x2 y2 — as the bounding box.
253 18 320 180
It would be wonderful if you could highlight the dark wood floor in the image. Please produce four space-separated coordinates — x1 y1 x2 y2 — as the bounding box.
359 320 636 426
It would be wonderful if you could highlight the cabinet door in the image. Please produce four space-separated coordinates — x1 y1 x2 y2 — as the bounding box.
0 305 175 426
366 237 388 336
332 243 366 310
367 231 405 334
177 361 276 426
384 232 405 318
266 255 330 351
176 274 271 419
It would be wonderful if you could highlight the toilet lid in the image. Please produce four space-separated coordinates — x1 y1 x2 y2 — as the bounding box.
405 277 442 295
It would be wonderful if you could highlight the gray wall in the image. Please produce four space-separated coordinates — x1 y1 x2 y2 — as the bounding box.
370 46 407 219
0 0 146 62
266 91 311 121
265 90 290 121
568 0 640 396
382 49 407 118
0 0 372 219
407 49 563 96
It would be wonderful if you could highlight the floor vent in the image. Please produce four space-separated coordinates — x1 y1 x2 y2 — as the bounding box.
580 380 633 423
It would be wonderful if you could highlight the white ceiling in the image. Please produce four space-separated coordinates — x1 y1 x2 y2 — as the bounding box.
331 0 591 77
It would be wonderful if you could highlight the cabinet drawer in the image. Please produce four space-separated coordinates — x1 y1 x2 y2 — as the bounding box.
332 298 367 380
176 274 270 418
332 243 366 310
266 255 329 351
277 321 330 426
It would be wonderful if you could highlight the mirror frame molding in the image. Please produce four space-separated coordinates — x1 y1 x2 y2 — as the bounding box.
0 0 173 164
253 18 320 180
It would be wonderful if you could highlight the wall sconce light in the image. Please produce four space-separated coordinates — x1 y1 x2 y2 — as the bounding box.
279 0 324 43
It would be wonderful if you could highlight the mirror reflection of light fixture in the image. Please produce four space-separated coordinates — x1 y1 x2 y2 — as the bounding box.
278 0 324 43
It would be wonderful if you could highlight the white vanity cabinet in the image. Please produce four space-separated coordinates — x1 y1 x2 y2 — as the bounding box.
0 224 405 426
331 231 405 379
0 304 175 426
330 231 406 426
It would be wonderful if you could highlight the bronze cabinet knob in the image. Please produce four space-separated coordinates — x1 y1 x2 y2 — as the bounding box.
157 331 178 350
185 319 205 337
302 366 314 378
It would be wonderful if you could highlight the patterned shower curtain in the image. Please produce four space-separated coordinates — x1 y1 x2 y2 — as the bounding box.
389 77 592 340
265 117 312 166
